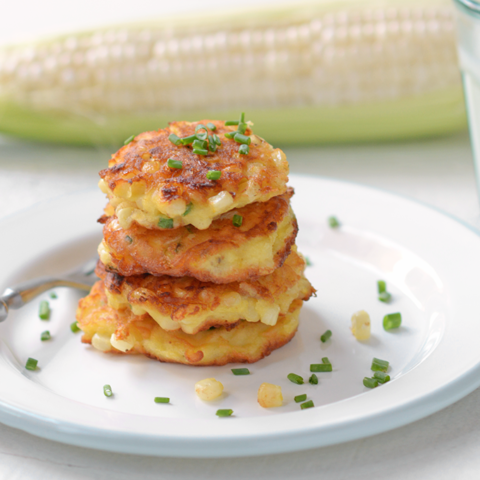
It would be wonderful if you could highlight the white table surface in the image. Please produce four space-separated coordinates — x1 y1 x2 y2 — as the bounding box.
0 131 479 479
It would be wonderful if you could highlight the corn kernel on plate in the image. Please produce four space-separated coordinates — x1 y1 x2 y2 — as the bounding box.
0 174 480 457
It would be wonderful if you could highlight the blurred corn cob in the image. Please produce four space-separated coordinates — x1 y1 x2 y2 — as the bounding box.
0 0 465 145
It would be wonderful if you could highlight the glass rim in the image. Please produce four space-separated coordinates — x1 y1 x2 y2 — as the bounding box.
455 0 480 14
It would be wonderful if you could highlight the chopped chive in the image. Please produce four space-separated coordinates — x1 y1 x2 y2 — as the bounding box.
206 170 221 181
240 112 245 123
232 215 243 227
212 134 221 146
378 291 392 303
216 409 233 417
168 133 182 146
237 123 247 135
39 300 50 320
183 202 193 216
154 397 170 403
328 216 340 228
225 120 239 126
158 217 174 229
363 377 378 388
195 123 208 133
310 363 332 372
208 137 217 152
180 134 197 145
207 122 216 131
305 257 312 266
103 384 113 397
193 139 208 150
371 357 389 372
300 400 315 410
49 292 57 299
373 371 391 384
234 133 251 145
231 368 250 375
320 330 332 343
383 312 402 330
224 131 237 139
196 132 208 141
40 330 51 341
238 144 249 155
125 235 133 244
185 225 194 233
193 148 208 155
322 357 331 365
70 322 80 333
123 134 135 145
287 373 304 385
25 358 38 371
377 280 386 294
294 394 307 403
167 158 183 169
309 374 318 385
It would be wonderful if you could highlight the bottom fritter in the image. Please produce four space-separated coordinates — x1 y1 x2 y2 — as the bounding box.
77 280 302 366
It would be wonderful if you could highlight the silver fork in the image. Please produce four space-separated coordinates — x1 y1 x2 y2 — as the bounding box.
0 256 98 322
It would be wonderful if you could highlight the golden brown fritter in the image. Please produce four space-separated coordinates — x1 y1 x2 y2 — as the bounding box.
98 189 297 283
96 247 315 335
77 281 302 366
98 120 289 231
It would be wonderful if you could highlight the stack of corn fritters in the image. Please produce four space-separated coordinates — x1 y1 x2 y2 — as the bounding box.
77 118 315 366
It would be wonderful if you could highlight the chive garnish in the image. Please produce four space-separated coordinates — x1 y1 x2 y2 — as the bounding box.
154 397 170 403
195 124 208 133
383 313 402 330
123 135 135 145
183 203 193 216
239 144 249 155
377 280 386 293
49 292 57 299
158 217 174 229
103 385 113 397
193 148 208 155
234 133 251 145
125 235 133 244
207 122 216 131
168 133 182 146
328 216 340 228
305 257 312 266
232 215 243 227
216 409 233 417
225 120 239 126
322 357 331 365
231 368 250 375
70 322 80 333
39 300 50 320
371 358 389 372
180 134 197 145
40 330 51 341
363 377 378 388
206 170 221 180
287 373 304 384
379 291 392 303
25 358 38 371
310 363 332 372
373 371 391 384
237 123 247 135
309 374 318 385
294 394 307 403
320 330 332 343
196 132 208 141
224 131 237 139
212 134 221 146
167 158 183 169
193 139 207 150
300 400 314 410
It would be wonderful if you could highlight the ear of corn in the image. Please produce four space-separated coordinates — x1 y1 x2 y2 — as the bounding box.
0 0 465 146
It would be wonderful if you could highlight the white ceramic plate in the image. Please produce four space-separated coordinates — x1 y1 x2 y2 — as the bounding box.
0 174 480 458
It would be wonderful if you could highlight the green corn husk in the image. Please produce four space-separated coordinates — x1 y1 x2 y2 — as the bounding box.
0 0 466 146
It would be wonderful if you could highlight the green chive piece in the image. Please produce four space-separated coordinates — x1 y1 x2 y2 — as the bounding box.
234 133 251 145
371 357 389 372
328 216 340 228
373 371 391 384
207 122 216 131
167 158 183 169
103 384 113 397
40 330 51 341
216 409 233 417
39 300 50 320
25 358 38 371
183 203 193 216
294 394 307 403
305 257 312 266
181 134 198 145
193 148 208 155
193 139 208 150
168 133 182 146
379 291 392 303
206 170 221 180
383 312 402 330
70 322 80 333
225 120 239 126
195 123 208 133
123 134 135 145
310 363 332 372
287 373 304 384
196 132 208 141
320 330 332 343
49 292 57 299
377 280 387 293
213 134 222 146
125 235 133 244
208 142 217 153
154 397 170 403
309 374 318 385
300 400 315 410
224 131 237 139
231 368 250 376
363 377 378 388
158 217 174 229
322 357 331 365
237 123 247 134
232 215 243 227
238 144 249 155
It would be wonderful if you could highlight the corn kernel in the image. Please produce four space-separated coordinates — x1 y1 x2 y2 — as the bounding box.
195 378 224 401
257 382 283 408
351 310 371 340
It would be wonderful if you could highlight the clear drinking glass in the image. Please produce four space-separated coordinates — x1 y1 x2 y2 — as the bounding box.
454 0 480 195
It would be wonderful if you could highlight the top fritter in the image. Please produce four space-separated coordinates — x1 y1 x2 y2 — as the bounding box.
98 115 289 231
